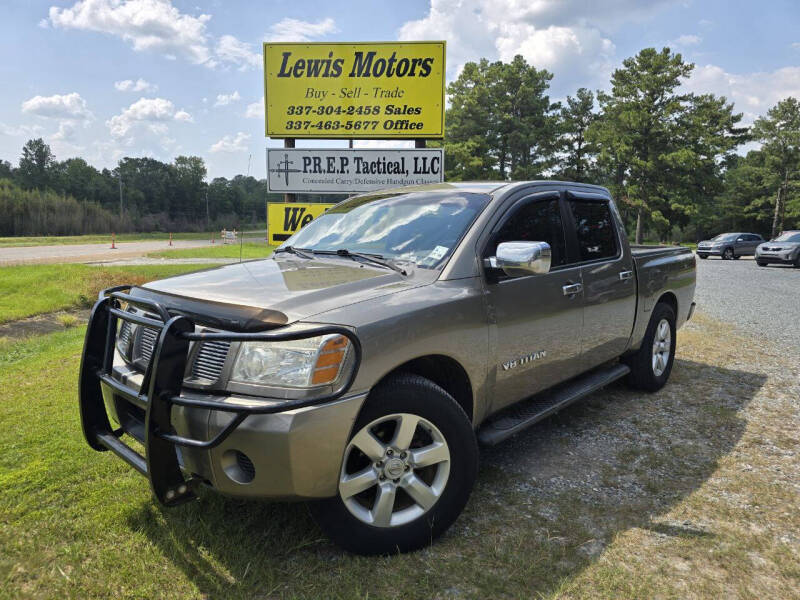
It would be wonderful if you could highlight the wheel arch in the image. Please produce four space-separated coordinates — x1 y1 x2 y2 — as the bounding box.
369 354 475 424
655 290 678 316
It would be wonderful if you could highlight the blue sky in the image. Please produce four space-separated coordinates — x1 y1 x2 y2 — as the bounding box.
1 0 799 179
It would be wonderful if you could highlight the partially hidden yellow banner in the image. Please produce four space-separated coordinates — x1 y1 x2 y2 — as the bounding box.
264 41 445 139
267 202 335 245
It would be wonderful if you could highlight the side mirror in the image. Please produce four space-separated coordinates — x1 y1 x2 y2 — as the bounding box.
736 237 744 242
486 241 551 277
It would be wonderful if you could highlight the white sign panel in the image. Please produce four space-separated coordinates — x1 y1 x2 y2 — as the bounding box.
267 148 444 194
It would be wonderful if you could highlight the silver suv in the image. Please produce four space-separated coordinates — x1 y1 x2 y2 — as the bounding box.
697 232 764 260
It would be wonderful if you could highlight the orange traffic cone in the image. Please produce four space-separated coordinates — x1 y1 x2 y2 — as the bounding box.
111 232 116 249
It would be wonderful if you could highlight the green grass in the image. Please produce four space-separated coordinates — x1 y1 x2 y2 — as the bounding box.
0 317 798 598
0 263 218 323
148 242 275 260
0 232 211 248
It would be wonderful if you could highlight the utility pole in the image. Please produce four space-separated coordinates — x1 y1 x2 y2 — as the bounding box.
118 167 123 219
205 188 209 229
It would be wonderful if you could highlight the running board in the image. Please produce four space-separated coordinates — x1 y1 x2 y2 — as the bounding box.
477 363 631 446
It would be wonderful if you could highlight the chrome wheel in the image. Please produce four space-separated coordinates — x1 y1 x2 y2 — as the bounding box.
651 318 671 377
339 413 451 528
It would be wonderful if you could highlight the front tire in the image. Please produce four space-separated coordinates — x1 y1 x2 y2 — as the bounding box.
757 261 767 267
723 247 734 260
311 374 478 555
623 302 676 392
698 254 708 259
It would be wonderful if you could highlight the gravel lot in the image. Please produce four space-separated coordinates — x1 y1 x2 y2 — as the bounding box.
694 254 800 354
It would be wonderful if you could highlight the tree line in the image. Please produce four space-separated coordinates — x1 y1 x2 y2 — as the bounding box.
440 47 800 242
0 143 290 236
2 46 798 241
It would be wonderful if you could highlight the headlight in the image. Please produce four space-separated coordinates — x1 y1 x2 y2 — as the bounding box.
230 334 352 388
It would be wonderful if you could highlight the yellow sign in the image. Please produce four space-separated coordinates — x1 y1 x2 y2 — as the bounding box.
267 202 335 245
263 41 445 139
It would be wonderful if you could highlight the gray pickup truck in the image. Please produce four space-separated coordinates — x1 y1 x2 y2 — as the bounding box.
79 181 696 555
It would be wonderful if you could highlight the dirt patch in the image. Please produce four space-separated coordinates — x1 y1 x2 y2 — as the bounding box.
0 309 90 340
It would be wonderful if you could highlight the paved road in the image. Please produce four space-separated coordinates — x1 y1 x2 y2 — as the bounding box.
0 239 212 266
694 254 800 353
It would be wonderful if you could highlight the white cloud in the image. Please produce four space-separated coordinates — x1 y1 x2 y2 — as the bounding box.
400 0 678 85
38 18 49 28
21 92 93 121
245 97 263 119
216 34 260 70
106 97 192 138
214 91 241 107
495 23 615 82
51 121 77 142
672 34 702 47
114 78 158 93
685 64 800 124
267 17 338 42
47 0 214 66
0 122 44 137
209 132 250 153
792 42 800 49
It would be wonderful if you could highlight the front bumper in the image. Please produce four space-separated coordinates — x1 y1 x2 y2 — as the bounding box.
696 247 723 256
756 252 797 264
79 286 364 506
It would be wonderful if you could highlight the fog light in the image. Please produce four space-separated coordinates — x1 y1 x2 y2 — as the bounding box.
221 449 256 484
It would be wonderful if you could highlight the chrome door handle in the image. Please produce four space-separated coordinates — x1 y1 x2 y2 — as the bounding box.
619 270 633 281
562 282 583 296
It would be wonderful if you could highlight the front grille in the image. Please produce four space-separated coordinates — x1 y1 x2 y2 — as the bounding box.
138 326 159 363
191 341 231 381
117 309 230 384
118 321 132 349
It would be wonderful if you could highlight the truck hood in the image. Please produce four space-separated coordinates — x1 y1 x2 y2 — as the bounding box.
136 256 434 331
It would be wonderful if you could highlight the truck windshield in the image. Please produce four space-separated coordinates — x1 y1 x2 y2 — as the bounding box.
281 191 491 268
774 231 800 242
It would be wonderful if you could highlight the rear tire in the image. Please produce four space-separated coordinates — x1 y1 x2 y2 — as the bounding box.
623 302 676 392
311 374 478 555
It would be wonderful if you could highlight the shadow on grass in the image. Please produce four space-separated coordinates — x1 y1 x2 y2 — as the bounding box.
127 357 766 599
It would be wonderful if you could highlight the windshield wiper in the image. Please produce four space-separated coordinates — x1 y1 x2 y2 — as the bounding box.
318 248 407 276
274 246 315 260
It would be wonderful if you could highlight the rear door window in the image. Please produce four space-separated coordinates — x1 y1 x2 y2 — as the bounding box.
568 199 619 262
